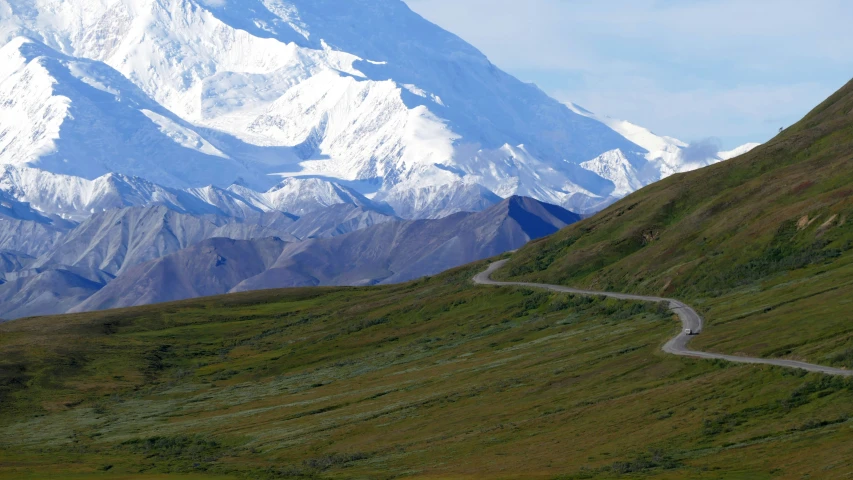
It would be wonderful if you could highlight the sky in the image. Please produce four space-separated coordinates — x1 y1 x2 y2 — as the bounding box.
404 0 853 149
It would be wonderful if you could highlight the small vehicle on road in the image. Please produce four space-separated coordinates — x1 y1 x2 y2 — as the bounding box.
684 328 694 335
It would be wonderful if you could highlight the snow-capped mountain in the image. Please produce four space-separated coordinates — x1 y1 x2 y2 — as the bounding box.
0 37 283 188
227 177 389 216
0 165 229 220
579 150 652 198
719 143 762 160
569 104 759 198
0 0 756 219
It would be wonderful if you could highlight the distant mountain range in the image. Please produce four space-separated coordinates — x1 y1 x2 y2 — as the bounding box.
0 0 760 320
0 0 756 222
0 196 578 319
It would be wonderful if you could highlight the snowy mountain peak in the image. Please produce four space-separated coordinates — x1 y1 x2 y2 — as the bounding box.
260 177 385 216
0 0 758 218
719 143 762 160
568 102 759 182
580 150 652 198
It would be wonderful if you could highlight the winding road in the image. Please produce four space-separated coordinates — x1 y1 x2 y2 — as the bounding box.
474 260 853 377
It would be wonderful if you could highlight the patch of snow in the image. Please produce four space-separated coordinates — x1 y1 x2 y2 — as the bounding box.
569 103 762 201
581 149 655 198
719 143 761 160
229 177 382 216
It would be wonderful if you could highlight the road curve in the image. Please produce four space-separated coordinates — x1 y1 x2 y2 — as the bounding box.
474 260 853 377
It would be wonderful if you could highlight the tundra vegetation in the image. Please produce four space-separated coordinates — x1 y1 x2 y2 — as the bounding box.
2 260 853 479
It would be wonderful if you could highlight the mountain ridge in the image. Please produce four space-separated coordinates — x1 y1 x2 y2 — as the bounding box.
0 194 579 319
67 196 579 314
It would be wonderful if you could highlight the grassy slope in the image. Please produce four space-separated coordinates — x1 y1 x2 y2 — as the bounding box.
499 79 853 367
2 262 853 479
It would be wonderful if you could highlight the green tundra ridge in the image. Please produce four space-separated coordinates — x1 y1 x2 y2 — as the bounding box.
499 78 853 368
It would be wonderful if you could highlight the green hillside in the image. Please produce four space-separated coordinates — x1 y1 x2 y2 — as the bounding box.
3 81 853 479
2 262 853 479
499 79 853 366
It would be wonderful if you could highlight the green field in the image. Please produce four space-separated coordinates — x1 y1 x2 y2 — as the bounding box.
2 261 853 479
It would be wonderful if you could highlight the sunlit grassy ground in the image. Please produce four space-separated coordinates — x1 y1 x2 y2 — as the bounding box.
2 262 853 479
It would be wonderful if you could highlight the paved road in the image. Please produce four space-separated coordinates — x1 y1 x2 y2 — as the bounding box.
474 260 853 377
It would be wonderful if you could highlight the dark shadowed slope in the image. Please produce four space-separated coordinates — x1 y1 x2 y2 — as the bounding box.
284 203 400 239
0 267 110 319
0 191 75 255
234 196 581 290
0 202 397 319
71 237 288 312
33 205 299 276
0 250 34 275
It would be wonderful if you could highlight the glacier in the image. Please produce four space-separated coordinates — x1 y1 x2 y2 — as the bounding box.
0 0 758 219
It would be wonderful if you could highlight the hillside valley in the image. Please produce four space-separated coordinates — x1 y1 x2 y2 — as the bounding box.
497 79 853 369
